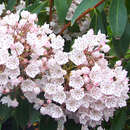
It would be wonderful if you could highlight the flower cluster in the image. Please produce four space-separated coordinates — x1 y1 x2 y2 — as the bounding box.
0 10 129 130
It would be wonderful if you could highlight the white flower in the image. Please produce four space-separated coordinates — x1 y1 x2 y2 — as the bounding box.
49 65 66 78
97 126 105 130
25 62 40 78
104 96 118 108
21 79 35 92
51 35 64 50
66 98 81 112
88 87 103 100
89 110 103 121
0 49 9 64
1 96 19 107
0 73 8 85
70 88 84 100
21 10 30 19
72 37 87 51
24 92 37 103
52 91 66 104
115 60 122 66
33 87 41 95
69 49 86 65
81 96 90 108
14 42 24 55
44 84 58 95
5 68 20 79
103 108 115 122
90 100 105 111
100 83 114 95
3 13 19 26
54 51 68 65
50 77 64 85
81 67 90 74
101 44 110 53
0 34 13 49
69 74 84 89
81 125 89 130
40 103 64 118
41 23 52 34
6 56 19 70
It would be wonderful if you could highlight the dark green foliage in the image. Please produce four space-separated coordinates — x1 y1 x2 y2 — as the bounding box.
54 0 68 23
0 104 12 124
14 98 30 128
90 10 107 34
39 116 57 130
109 0 127 38
6 0 16 11
112 22 130 58
110 108 127 130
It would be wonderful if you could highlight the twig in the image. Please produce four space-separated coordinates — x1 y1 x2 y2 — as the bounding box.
59 0 105 35
105 56 117 59
49 0 53 22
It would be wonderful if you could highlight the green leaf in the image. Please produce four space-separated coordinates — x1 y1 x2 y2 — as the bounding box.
112 22 130 58
67 0 73 8
125 60 130 77
38 12 49 25
125 0 130 14
14 99 30 128
25 0 37 6
6 0 16 11
110 108 127 130
29 109 40 124
54 0 68 23
25 0 48 14
97 2 105 13
65 119 81 130
90 11 107 34
71 0 100 25
109 0 127 38
0 104 12 123
39 116 57 130
11 118 19 130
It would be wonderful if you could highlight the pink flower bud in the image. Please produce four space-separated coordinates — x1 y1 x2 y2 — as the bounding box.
47 100 52 104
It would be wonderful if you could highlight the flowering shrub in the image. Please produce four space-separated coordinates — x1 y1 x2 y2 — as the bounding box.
0 10 129 129
0 0 129 130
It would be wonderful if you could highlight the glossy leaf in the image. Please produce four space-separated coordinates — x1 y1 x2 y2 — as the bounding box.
29 109 40 124
126 0 130 14
0 104 12 124
6 0 16 11
90 11 107 34
97 2 105 12
67 0 73 8
25 0 48 14
71 0 100 25
39 116 57 130
14 99 30 128
109 0 127 38
65 119 81 130
110 108 127 130
112 22 130 58
54 0 68 23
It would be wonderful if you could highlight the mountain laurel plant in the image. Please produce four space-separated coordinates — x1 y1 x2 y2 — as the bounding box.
0 0 129 130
